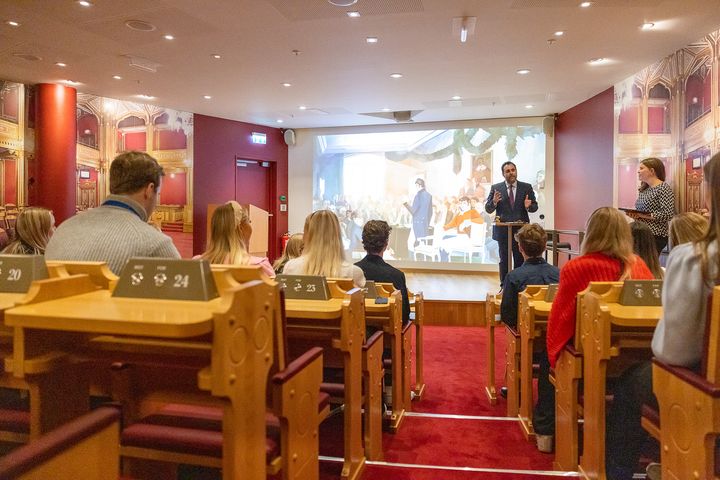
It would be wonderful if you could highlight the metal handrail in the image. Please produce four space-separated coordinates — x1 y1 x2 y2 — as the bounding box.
545 229 584 266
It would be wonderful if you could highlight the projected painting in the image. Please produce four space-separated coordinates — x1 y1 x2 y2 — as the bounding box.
313 127 546 265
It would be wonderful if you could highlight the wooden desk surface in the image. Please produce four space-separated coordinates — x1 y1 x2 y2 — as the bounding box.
607 304 662 327
284 298 344 319
0 292 27 312
364 299 390 314
534 300 552 316
5 290 222 338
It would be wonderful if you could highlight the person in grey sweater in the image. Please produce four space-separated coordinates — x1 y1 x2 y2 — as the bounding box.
45 151 180 275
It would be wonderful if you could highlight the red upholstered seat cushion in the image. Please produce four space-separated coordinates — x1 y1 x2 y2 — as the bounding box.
641 404 659 428
121 423 281 460
0 408 30 434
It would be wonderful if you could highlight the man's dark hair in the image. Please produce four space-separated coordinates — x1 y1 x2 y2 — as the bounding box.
109 151 164 194
458 196 470 204
415 178 425 188
362 220 391 255
501 161 517 175
516 223 547 258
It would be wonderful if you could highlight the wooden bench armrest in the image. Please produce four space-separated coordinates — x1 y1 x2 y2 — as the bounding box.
652 358 720 397
272 347 323 386
564 344 582 357
0 407 120 479
505 324 520 337
364 330 384 351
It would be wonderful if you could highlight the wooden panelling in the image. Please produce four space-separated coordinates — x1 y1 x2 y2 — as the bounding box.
423 300 486 327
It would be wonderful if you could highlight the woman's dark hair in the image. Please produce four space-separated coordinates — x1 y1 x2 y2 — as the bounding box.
638 157 666 192
630 221 663 279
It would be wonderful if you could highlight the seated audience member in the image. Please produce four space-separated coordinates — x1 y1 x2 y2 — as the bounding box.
283 210 365 287
630 221 663 279
197 202 274 278
546 207 654 367
605 153 720 480
45 151 180 274
668 211 708 248
273 233 303 274
355 220 410 325
2 207 55 255
499 223 559 452
439 196 483 262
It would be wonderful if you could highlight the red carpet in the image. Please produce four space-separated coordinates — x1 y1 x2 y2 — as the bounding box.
315 326 571 479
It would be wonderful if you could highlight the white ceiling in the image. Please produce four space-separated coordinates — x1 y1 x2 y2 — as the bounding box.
1 0 719 129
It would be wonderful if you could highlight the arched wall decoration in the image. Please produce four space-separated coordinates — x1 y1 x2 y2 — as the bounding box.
614 27 720 215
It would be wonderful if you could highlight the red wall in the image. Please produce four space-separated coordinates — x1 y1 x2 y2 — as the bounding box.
555 87 614 231
161 172 186 205
193 114 288 259
157 129 187 150
4 159 16 205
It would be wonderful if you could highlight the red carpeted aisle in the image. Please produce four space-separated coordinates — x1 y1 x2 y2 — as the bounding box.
318 326 575 479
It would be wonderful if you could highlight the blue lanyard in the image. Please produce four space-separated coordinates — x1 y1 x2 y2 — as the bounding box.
102 200 143 220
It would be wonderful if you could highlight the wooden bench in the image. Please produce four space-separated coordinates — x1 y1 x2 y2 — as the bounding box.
284 286 373 480
645 285 720 479
577 283 661 480
552 282 617 471
506 286 545 418
517 285 551 439
5 272 285 480
110 265 325 480
352 281 406 429
0 406 120 480
376 282 424 403
484 292 501 405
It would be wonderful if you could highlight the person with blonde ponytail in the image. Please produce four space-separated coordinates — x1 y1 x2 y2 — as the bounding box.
283 210 365 287
2 207 55 255
197 201 274 278
546 207 654 367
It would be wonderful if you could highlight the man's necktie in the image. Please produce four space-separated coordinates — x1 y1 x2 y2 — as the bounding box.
508 185 515 208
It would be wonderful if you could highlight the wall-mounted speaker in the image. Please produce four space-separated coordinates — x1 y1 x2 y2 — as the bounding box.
283 129 296 146
543 116 555 138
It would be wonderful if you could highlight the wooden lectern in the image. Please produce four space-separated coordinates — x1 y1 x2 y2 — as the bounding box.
206 203 269 257
496 221 526 273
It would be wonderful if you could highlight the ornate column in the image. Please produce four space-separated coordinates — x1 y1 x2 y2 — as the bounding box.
35 83 76 223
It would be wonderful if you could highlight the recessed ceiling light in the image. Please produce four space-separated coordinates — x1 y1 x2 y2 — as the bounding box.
554 31 564 36
55 62 67 67
62 80 82 85
125 19 156 32
381 107 391 112
211 54 221 59
346 11 360 17
451 95 462 101
589 57 607 65
77 0 92 6
525 104 534 109
299 105 307 110
516 69 531 75
112 75 122 80
366 37 378 43
641 22 655 30
579 1 592 7
163 34 174 40
390 73 403 79
6 20 20 27
137 94 155 100
329 0 358 6
282 82 292 87
276 119 284 123
203 95 212 99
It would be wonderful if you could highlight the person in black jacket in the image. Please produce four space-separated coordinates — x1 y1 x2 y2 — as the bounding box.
485 161 538 284
355 220 410 325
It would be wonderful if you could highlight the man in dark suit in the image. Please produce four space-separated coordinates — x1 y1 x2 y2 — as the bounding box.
484 161 538 284
404 178 432 244
355 220 410 325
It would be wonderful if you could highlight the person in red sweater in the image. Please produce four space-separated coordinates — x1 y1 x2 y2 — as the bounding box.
546 207 655 367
